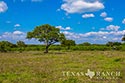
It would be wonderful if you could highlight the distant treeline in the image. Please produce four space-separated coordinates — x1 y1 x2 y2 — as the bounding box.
0 40 125 52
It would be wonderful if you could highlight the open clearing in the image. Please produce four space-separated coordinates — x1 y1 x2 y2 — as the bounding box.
0 51 125 83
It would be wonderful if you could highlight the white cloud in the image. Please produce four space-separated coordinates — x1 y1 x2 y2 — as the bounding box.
0 29 125 44
82 13 95 18
104 17 113 22
61 0 104 14
0 1 8 13
106 25 120 31
65 27 71 30
0 31 25 42
102 36 107 39
122 18 125 24
56 26 63 30
13 31 24 35
100 12 107 17
61 26 125 43
83 31 109 37
0 31 41 44
56 26 71 30
14 24 21 27
63 31 74 35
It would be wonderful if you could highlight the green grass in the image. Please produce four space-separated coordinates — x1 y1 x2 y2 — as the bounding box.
0 51 125 83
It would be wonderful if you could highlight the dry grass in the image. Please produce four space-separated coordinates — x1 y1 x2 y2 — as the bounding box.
0 51 125 83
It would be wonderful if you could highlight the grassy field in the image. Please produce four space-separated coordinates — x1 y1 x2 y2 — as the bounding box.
0 51 125 83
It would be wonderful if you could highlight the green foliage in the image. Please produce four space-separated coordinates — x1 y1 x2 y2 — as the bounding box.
16 41 26 53
0 40 125 52
17 41 26 47
106 42 121 47
25 45 45 51
106 42 114 47
80 42 91 46
18 48 25 53
0 41 14 52
61 40 76 50
113 42 121 46
72 45 110 51
49 45 62 51
122 35 125 42
26 24 65 53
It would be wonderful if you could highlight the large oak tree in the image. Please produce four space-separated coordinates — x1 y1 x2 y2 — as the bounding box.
26 24 65 53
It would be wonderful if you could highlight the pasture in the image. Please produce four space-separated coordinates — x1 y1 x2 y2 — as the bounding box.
0 51 125 83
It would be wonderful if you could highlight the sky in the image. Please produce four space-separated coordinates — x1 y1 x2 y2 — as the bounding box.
0 0 125 44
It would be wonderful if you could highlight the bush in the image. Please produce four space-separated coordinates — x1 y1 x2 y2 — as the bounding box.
61 40 76 50
106 42 121 47
82 42 91 46
0 41 14 52
16 41 26 47
16 41 26 53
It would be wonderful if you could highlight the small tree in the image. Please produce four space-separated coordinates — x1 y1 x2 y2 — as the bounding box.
82 42 91 46
61 39 76 50
17 41 26 47
16 41 26 52
26 24 65 53
113 42 121 46
122 35 125 43
106 41 114 47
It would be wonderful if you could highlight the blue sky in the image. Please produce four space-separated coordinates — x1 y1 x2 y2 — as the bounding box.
0 0 125 44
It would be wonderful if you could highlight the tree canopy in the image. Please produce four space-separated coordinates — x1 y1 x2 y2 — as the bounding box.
61 39 76 50
122 35 125 42
82 42 91 46
26 24 65 53
17 41 26 47
0 41 14 52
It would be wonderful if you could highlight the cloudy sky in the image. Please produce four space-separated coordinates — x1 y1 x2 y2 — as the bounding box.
0 0 125 44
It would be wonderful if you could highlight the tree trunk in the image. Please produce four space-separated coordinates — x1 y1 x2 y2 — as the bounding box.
44 45 49 53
